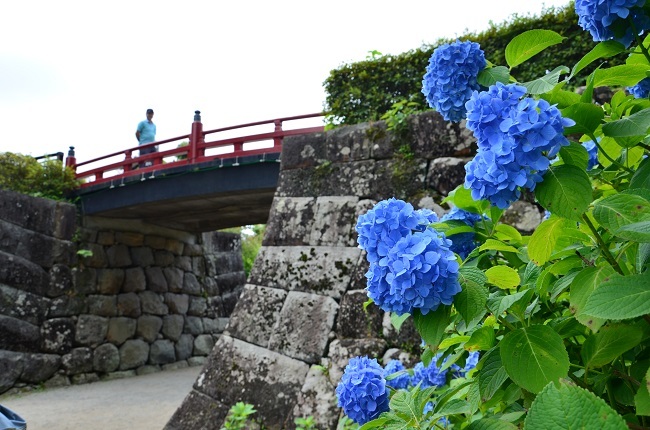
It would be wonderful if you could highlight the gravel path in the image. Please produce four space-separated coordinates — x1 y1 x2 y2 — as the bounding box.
0 366 201 430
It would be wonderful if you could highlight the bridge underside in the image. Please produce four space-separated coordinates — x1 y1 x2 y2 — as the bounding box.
73 157 280 232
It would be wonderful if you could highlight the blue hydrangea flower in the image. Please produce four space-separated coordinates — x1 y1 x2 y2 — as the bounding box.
441 208 484 259
422 40 486 122
366 228 461 316
575 0 650 47
356 198 438 263
384 360 410 390
543 210 552 220
336 356 390 425
411 356 449 388
451 351 480 378
582 139 599 169
463 83 574 209
628 77 650 98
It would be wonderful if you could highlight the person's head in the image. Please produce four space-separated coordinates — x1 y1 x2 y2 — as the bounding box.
146 108 154 121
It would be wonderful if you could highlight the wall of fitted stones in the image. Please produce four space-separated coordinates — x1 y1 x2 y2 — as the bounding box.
0 189 246 395
168 110 546 429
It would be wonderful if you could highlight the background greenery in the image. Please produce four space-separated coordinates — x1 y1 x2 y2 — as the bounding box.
0 152 79 200
323 1 625 127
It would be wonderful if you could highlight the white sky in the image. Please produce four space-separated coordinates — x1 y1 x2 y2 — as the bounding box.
0 0 571 164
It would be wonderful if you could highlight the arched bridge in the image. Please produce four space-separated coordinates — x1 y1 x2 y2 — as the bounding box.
67 112 324 232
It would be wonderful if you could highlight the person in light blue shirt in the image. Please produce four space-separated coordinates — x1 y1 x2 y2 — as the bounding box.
135 108 157 165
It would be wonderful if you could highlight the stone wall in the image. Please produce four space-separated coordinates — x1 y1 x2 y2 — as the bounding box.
167 111 545 429
0 189 246 394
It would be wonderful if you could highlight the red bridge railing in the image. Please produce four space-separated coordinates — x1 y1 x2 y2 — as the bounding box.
67 111 325 188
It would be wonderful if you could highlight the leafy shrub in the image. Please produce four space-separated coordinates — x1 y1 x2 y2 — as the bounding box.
0 152 79 200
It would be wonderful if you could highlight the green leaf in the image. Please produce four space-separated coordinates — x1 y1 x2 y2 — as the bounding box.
466 326 496 351
616 220 650 242
570 40 626 80
437 398 472 416
446 185 489 214
528 217 573 265
593 64 650 87
456 268 489 326
570 265 615 332
494 224 522 242
505 29 565 69
561 102 605 135
359 416 389 430
540 83 582 109
638 243 650 272
583 272 650 320
593 193 650 235
631 157 650 190
466 418 518 430
581 323 643 368
521 66 570 95
477 66 511 87
487 290 530 317
390 312 410 333
479 239 519 254
635 374 650 416
439 335 470 350
603 107 650 138
485 266 521 290
535 165 593 221
559 141 590 170
413 306 451 352
499 325 570 394
388 389 418 420
478 348 509 401
525 380 628 429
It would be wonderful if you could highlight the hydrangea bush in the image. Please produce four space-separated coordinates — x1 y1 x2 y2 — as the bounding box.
336 2 650 428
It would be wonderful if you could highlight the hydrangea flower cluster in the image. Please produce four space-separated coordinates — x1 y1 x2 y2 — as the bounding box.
464 82 574 209
451 351 480 378
575 0 650 47
384 360 410 390
422 40 486 122
628 77 650 98
440 207 484 259
357 199 461 316
582 139 599 170
336 356 390 425
411 356 449 388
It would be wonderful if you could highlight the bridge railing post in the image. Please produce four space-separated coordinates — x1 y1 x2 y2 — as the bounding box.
273 119 283 149
65 146 76 172
189 110 204 163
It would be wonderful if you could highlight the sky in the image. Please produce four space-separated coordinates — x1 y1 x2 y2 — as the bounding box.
0 0 572 165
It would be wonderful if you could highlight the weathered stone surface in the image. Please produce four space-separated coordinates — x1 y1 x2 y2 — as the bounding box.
203 277 219 296
191 257 205 278
40 317 74 354
268 292 338 364
21 353 61 383
162 314 185 341
193 334 214 356
102 370 136 381
175 334 194 361
106 317 136 345
75 314 108 347
226 285 287 348
327 338 388 385
0 250 49 296
106 244 132 267
163 267 184 293
263 197 316 246
0 283 49 325
0 315 40 352
117 292 141 318
0 219 75 267
145 267 168 293
220 287 244 317
48 263 73 297
174 256 192 271
71 373 100 385
122 267 146 293
249 246 360 299
150 339 175 364
137 315 163 343
0 350 24 394
183 273 201 295
139 291 168 315
188 296 207 316
164 389 230 430
61 347 93 375
280 132 327 170
49 294 88 317
382 312 422 352
206 253 244 276
214 273 246 295
503 200 544 235
163 361 189 371
78 243 106 268
44 373 71 389
372 158 427 201
136 365 161 376
144 235 167 250
337 289 383 339
194 335 309 428
0 189 76 239
165 293 189 314
427 156 470 196
115 232 144 247
187 356 208 367
154 250 175 267
383 348 418 368
408 110 474 158
130 246 155 267
291 362 339 430
184 316 204 336
87 294 118 317
325 122 373 163
183 243 203 257
119 339 149 370
97 268 125 294
307 196 359 247
96 231 114 246
72 267 97 294
93 343 120 373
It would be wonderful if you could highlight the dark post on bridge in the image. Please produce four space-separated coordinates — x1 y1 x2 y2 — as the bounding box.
189 110 204 163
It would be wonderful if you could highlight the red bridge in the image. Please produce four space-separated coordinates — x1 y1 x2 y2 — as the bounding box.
68 111 325 232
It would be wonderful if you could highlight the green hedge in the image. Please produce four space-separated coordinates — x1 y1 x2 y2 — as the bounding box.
323 2 626 126
0 152 79 200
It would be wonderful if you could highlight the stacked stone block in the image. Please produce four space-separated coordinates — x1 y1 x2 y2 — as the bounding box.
0 189 246 394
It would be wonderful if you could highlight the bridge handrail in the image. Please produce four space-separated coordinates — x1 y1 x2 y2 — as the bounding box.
69 112 324 188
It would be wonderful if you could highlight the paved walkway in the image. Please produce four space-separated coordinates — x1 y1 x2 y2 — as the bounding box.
0 366 202 430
